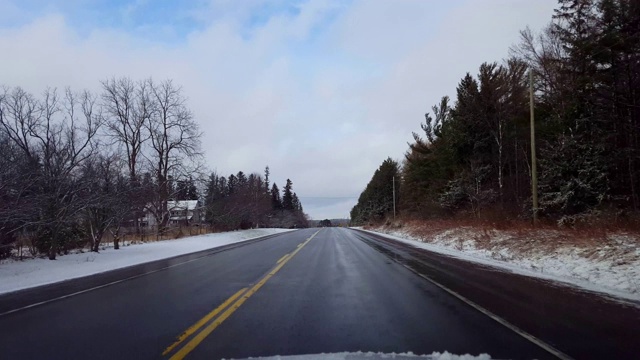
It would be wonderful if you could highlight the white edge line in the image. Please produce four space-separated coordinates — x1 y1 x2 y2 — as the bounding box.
358 229 640 306
400 263 573 360
0 256 206 317
0 231 299 317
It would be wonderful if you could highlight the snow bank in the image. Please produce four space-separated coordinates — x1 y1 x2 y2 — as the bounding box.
362 226 640 303
0 228 293 295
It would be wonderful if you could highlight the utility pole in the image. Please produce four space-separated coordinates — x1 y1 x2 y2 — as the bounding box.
530 69 539 225
392 176 396 220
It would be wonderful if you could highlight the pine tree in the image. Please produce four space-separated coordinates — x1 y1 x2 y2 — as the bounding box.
204 173 219 224
350 158 400 224
282 179 294 210
176 177 198 200
236 171 247 188
227 174 237 195
271 183 282 210
264 166 270 195
292 193 301 211
353 0 640 223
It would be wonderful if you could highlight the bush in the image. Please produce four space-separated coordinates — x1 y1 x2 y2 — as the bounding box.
0 231 17 259
33 224 85 255
0 244 12 259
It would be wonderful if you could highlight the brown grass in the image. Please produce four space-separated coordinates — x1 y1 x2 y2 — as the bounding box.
366 216 640 259
120 225 218 244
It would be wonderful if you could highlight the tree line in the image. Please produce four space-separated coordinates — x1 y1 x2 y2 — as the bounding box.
352 0 640 226
0 78 307 260
350 158 400 224
204 167 308 230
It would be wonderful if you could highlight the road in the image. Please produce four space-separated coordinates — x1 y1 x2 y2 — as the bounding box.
0 228 637 359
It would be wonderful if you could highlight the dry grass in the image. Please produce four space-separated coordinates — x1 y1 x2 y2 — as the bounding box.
366 216 640 257
5 226 224 260
365 216 640 296
120 226 218 244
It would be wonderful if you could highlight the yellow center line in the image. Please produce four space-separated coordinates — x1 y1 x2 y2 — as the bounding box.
276 254 289 264
168 229 321 360
162 287 248 356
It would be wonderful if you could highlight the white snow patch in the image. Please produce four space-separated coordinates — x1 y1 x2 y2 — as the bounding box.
240 352 490 360
0 228 293 295
361 227 640 304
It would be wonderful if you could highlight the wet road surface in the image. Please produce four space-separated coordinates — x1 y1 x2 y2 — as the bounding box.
0 228 636 359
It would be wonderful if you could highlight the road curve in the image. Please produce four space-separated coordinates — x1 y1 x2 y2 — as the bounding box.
0 227 612 359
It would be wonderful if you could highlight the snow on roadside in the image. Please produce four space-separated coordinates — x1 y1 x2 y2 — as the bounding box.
362 226 640 303
0 228 293 295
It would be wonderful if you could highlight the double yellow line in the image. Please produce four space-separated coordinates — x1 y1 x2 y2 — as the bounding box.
163 230 321 360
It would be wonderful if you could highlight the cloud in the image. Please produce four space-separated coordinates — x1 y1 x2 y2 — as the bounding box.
0 0 557 219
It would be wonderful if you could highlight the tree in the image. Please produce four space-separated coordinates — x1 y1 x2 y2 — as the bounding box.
236 171 247 188
176 177 198 200
0 86 101 259
350 158 400 224
80 153 122 252
145 79 202 234
264 166 270 194
282 179 294 210
292 193 301 212
203 169 304 230
271 183 282 210
100 77 151 184
227 174 237 195
0 127 27 258
0 77 263 257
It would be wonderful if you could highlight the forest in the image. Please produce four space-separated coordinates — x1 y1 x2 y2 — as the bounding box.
0 78 307 260
351 0 640 227
204 168 309 231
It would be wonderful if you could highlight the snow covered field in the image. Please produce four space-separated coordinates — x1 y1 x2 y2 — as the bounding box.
363 225 640 303
0 228 293 295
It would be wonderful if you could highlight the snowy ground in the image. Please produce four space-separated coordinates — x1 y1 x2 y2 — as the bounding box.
0 228 293 295
362 225 640 304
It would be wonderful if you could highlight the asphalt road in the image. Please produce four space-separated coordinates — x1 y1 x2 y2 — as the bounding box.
0 228 636 359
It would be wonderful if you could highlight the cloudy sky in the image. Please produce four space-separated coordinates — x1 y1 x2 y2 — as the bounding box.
0 0 557 219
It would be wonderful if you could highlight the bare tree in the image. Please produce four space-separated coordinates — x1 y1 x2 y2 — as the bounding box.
100 77 153 183
145 80 202 233
80 153 124 252
0 86 101 259
101 77 157 236
510 25 570 117
0 88 41 231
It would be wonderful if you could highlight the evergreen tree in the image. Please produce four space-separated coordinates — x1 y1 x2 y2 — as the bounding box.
282 179 294 210
389 0 640 223
176 177 198 200
236 171 247 188
350 158 400 224
204 173 220 224
264 166 270 195
227 174 237 195
271 183 282 210
292 193 301 212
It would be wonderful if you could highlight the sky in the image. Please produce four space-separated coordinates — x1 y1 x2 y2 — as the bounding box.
0 0 558 219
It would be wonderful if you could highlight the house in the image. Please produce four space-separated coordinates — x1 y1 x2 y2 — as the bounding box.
168 200 201 225
140 200 203 227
